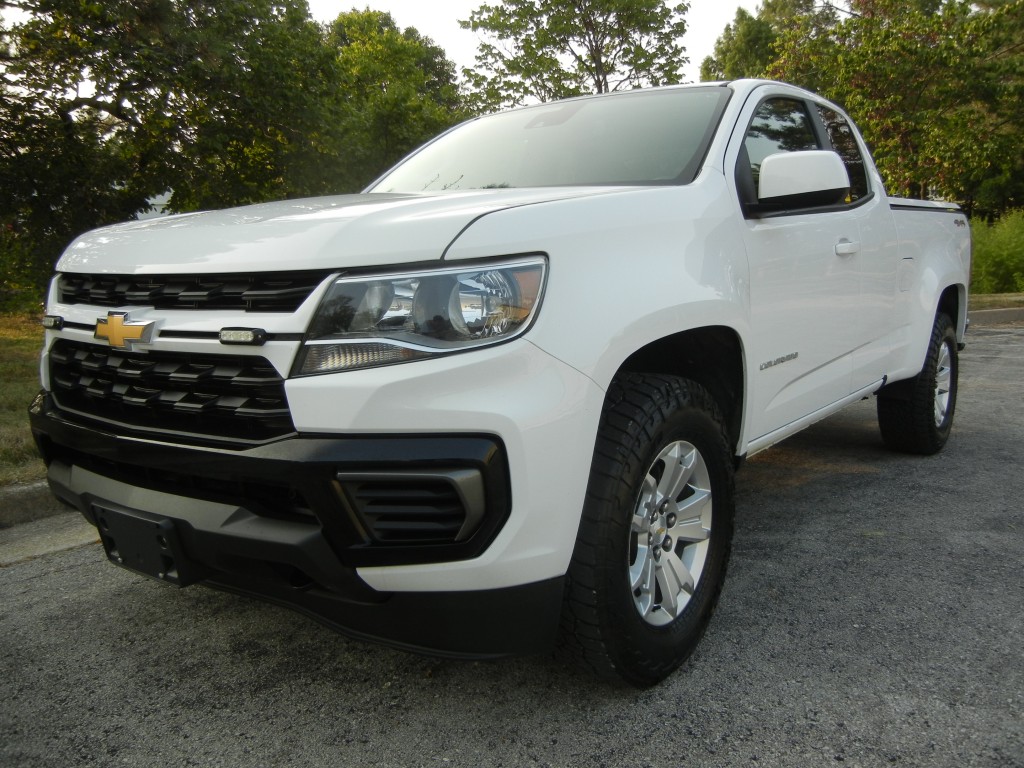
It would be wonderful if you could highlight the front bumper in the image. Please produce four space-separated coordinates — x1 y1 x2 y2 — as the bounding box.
29 394 564 657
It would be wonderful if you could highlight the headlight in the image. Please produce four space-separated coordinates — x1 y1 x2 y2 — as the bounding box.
294 256 546 375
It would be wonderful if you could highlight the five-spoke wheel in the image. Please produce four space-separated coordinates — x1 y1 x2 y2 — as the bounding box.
560 374 734 687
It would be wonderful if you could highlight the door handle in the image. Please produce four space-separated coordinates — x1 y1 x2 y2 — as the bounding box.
835 239 860 256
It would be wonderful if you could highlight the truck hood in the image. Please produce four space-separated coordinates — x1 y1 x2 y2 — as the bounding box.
58 188 623 274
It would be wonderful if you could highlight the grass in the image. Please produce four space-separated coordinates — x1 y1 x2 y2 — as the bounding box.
971 210 1024 294
0 313 46 485
970 292 1024 310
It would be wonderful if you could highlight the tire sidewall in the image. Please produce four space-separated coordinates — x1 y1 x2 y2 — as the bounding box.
594 396 734 680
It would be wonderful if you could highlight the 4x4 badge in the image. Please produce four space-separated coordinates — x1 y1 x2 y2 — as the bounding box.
94 312 155 350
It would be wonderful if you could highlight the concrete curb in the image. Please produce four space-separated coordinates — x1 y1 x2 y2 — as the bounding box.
0 511 98 567
0 480 69 529
969 307 1024 327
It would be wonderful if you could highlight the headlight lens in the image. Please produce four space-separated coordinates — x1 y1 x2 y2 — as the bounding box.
295 256 546 375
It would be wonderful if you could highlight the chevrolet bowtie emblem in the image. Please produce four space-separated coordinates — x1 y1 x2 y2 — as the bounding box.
94 312 155 350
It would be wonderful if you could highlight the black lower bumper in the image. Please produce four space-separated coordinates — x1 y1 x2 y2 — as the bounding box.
28 393 563 658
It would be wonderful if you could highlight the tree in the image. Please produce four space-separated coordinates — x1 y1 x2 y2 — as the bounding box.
767 0 1024 215
0 2 467 307
700 0 833 82
3 0 342 209
0 0 342 306
460 0 689 111
327 10 466 190
699 7 773 81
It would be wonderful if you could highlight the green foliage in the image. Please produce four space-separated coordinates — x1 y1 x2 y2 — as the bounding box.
3 1 337 222
971 210 1024 294
764 0 1024 217
160 1 347 211
699 1 830 82
0 227 49 312
699 9 773 82
0 313 46 485
1 0 337 297
461 0 689 111
704 1 831 81
0 2 466 300
328 10 468 190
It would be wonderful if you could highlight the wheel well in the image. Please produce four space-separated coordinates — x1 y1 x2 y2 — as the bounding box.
938 284 962 334
617 326 744 454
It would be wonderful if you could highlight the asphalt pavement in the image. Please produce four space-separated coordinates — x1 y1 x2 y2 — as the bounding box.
1 323 1021 768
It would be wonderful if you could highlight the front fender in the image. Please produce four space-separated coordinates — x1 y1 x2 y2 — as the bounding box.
443 177 751 391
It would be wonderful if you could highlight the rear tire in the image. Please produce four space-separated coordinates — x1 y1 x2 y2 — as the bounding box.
559 374 734 687
877 313 958 455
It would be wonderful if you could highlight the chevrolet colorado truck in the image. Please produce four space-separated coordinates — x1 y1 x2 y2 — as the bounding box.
30 79 971 685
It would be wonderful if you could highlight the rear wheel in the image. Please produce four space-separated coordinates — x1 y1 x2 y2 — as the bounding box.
559 374 734 687
877 313 958 455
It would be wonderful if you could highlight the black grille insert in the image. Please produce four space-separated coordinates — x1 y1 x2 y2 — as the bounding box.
48 339 294 444
58 270 332 312
338 470 486 546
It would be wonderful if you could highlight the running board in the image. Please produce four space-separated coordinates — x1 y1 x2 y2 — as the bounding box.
745 379 886 458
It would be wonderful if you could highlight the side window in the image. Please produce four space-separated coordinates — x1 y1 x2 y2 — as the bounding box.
742 98 820 196
815 105 869 202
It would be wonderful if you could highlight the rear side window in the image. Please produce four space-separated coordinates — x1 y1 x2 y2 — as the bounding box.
815 105 869 202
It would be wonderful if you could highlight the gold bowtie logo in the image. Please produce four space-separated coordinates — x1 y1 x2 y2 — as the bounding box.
94 312 155 350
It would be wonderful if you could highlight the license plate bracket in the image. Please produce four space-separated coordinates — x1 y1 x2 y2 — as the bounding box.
93 504 208 587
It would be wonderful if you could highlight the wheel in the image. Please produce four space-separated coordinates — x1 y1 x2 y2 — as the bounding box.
877 312 958 455
559 373 735 686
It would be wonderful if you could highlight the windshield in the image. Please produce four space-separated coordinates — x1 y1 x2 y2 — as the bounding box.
369 87 731 193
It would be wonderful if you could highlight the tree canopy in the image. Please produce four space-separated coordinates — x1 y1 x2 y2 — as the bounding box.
769 0 1024 215
327 10 465 191
703 0 1024 218
699 0 830 82
4 0 1023 309
460 0 689 110
0 2 465 307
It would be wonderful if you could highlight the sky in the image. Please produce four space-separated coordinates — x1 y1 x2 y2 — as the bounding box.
307 0 760 83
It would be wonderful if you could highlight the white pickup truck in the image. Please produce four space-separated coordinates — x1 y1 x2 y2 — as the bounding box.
30 79 970 685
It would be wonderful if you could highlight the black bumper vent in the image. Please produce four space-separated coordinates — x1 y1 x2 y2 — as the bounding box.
338 470 487 546
48 339 294 444
58 270 332 312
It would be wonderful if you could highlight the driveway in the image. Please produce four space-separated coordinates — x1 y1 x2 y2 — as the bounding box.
2 326 1021 768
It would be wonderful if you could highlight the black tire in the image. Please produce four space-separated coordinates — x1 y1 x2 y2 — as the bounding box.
558 373 735 687
877 313 958 455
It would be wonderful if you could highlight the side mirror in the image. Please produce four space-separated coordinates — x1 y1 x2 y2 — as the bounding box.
757 150 850 209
